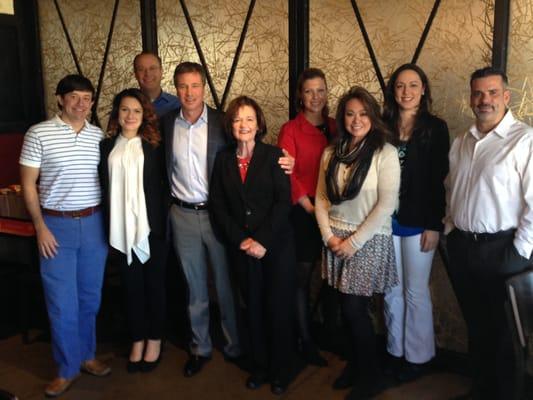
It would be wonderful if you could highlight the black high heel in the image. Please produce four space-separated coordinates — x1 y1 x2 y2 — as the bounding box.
140 354 161 373
127 359 143 373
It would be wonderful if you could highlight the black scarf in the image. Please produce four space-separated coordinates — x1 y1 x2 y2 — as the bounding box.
325 137 375 205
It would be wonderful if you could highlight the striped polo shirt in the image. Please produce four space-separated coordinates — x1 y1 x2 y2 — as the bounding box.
19 115 104 211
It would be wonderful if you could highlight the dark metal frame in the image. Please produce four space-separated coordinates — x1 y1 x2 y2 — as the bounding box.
411 0 441 64
350 0 385 93
140 0 158 53
492 0 510 72
288 0 309 119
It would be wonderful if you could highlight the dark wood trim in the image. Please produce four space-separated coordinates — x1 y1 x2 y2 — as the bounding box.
179 0 221 109
53 0 83 75
350 0 385 94
492 0 510 71
91 0 121 127
288 0 308 119
220 0 256 110
411 0 441 64
140 0 158 53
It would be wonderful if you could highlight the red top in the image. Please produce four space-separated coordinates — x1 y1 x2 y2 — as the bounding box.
237 155 251 183
277 112 336 204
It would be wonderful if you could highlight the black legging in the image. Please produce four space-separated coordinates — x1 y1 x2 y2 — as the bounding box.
340 292 379 378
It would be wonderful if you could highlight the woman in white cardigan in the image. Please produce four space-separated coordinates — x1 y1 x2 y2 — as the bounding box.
315 86 400 400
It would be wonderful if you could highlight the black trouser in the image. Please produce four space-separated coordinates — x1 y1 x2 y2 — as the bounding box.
340 293 380 379
115 234 168 342
446 229 531 400
233 239 295 381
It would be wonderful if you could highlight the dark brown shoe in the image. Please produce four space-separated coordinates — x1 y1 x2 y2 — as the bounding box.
44 376 79 398
81 359 111 377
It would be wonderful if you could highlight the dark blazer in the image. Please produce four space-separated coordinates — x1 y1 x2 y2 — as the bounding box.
160 105 227 186
209 141 292 251
98 135 169 238
396 114 450 231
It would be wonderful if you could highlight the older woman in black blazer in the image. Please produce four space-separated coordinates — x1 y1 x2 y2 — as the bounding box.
98 88 168 373
209 96 295 395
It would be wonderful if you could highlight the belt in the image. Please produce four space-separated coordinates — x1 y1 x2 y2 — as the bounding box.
172 198 208 211
42 206 100 218
455 228 515 242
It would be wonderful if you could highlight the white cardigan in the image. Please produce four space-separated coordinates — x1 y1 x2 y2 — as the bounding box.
315 143 400 250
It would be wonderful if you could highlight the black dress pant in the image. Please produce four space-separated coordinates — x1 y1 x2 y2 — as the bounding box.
446 229 531 400
115 234 168 342
233 237 295 381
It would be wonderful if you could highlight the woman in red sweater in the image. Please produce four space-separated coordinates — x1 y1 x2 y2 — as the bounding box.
277 68 336 366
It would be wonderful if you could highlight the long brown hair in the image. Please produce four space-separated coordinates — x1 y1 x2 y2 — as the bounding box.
326 86 389 204
106 88 161 146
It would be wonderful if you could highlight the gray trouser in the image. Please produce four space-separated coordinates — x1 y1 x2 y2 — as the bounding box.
169 204 240 357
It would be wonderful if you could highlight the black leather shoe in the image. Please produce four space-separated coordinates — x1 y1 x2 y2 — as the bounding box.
333 363 356 390
396 361 428 383
183 355 211 377
271 378 288 395
246 372 267 390
126 360 142 373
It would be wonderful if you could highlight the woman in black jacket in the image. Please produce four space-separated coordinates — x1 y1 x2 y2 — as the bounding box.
209 96 295 395
382 64 449 381
99 88 168 373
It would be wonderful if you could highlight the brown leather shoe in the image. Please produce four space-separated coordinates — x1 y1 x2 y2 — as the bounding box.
80 359 111 377
44 376 78 397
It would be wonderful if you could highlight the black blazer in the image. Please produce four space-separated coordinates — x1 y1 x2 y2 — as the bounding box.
160 105 228 186
98 135 169 238
396 114 449 231
209 141 292 251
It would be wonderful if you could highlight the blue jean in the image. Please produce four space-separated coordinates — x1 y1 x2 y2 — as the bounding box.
40 210 108 379
169 205 240 357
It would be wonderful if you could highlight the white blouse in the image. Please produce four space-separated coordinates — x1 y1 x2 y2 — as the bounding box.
108 135 151 265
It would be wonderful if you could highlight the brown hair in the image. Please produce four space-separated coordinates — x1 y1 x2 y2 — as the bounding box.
173 62 206 86
224 96 267 144
295 68 329 120
106 88 161 147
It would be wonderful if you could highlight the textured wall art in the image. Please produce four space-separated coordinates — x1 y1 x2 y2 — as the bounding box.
310 0 494 140
157 0 289 142
508 0 533 126
37 0 142 129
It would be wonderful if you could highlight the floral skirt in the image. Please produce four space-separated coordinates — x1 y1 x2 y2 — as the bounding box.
322 227 398 296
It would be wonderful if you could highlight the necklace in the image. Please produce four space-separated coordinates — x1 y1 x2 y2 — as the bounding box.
237 157 250 169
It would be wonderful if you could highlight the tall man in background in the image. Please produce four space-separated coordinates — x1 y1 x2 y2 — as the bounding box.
134 51 180 117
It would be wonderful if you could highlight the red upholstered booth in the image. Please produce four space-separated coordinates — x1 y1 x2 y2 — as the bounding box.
0 132 25 187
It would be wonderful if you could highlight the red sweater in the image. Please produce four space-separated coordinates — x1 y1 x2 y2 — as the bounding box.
277 112 336 204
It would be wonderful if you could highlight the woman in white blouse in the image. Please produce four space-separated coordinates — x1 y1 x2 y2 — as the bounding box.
315 86 400 399
98 88 168 373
